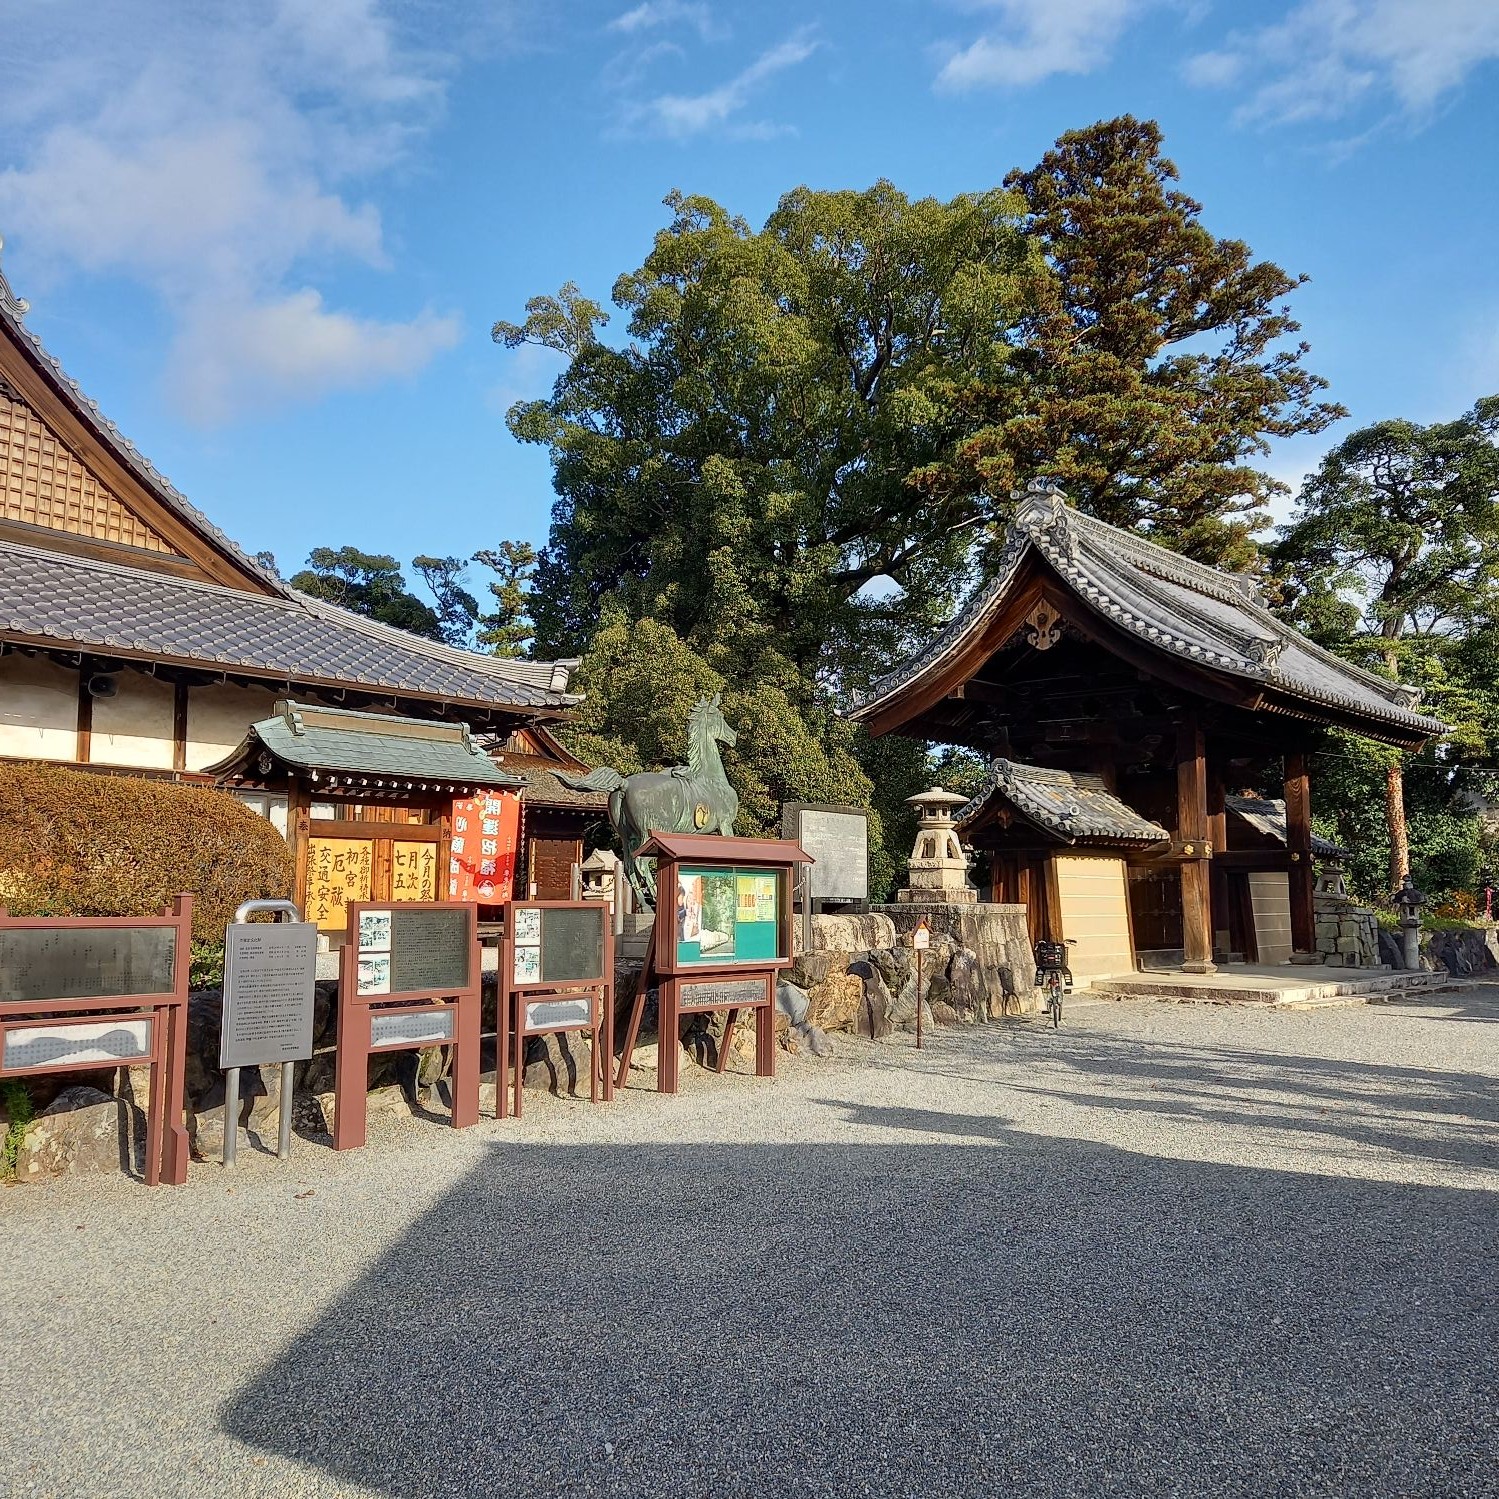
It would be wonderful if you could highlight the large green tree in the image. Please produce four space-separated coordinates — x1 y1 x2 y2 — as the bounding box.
292 547 450 642
919 116 1344 570
1274 396 1499 891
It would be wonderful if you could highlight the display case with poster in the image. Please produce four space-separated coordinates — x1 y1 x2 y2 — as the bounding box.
500 899 614 1118
618 834 811 1095
334 900 481 1150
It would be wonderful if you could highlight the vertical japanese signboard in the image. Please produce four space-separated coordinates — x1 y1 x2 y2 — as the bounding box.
306 838 374 932
448 791 520 902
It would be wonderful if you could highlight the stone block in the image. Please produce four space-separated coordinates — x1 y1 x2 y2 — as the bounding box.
16 1087 143 1179
1336 936 1361 955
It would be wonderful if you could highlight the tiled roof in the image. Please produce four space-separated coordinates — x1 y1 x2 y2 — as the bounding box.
0 256 286 595
958 759 1171 845
850 482 1447 747
1226 796 1344 858
0 536 579 712
208 701 523 786
507 762 611 812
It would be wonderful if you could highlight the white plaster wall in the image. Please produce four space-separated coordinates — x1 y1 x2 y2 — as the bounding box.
186 682 278 772
91 671 175 769
1055 854 1135 981
231 789 290 839
1249 872 1293 965
0 652 78 761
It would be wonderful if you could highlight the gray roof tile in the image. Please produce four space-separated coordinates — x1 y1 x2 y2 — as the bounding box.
851 484 1447 746
959 759 1171 845
0 538 579 712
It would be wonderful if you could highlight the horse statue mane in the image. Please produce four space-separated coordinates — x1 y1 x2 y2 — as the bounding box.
556 694 740 908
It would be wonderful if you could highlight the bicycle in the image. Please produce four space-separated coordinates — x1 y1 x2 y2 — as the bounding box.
1033 939 1075 1028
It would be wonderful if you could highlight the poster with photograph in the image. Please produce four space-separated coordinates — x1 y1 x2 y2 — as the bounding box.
357 952 391 996
512 906 542 944
512 945 541 984
358 909 392 952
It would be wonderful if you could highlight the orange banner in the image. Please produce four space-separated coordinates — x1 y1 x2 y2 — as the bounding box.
448 792 520 902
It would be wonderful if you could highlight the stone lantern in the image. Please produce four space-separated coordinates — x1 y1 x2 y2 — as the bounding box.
580 847 618 903
1392 874 1425 970
896 787 977 904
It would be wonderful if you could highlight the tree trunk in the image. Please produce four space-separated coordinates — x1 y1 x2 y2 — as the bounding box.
1386 758 1410 890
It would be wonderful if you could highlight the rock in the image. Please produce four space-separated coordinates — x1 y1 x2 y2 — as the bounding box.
801 912 898 955
16 1087 142 1179
366 1084 414 1123
775 979 833 1059
518 1030 599 1099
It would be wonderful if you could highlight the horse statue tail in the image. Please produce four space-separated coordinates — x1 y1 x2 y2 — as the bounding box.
556 767 625 793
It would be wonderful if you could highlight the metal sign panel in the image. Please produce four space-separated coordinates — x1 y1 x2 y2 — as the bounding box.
679 977 767 1010
389 908 471 994
220 923 318 1069
524 996 594 1031
4 1017 153 1072
785 805 868 902
539 906 607 984
370 1008 455 1049
0 927 176 1004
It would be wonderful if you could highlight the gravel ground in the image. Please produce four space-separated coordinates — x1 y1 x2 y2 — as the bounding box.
3 987 1496 1499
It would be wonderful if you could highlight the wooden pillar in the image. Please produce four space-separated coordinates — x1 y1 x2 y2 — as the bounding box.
1176 719 1216 974
1207 761 1229 960
171 682 190 773
75 659 93 764
288 775 312 919
1284 750 1316 959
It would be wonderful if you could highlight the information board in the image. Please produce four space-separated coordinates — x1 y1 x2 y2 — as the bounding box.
0 925 177 1004
783 803 869 903
306 837 374 932
510 904 608 987
524 996 594 1031
674 866 784 967
449 792 520 901
370 1008 456 1049
220 922 318 1069
4 1016 153 1072
355 906 472 995
678 977 767 1011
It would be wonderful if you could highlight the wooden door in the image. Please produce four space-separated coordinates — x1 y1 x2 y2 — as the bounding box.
1127 866 1183 953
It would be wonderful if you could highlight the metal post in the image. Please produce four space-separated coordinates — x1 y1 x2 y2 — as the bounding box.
225 898 305 1168
800 864 813 960
223 1065 241 1167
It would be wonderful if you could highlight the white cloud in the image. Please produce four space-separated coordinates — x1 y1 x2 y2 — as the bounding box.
624 31 819 138
1184 0 1499 126
935 0 1144 91
608 2 719 39
0 0 486 423
170 291 461 425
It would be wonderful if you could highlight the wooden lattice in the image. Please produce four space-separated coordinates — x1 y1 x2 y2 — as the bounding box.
0 383 171 552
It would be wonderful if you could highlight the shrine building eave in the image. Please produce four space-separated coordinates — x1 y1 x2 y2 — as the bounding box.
958 759 1172 849
847 483 1447 752
207 700 525 796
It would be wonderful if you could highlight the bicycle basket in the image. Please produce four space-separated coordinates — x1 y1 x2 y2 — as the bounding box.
1033 940 1068 969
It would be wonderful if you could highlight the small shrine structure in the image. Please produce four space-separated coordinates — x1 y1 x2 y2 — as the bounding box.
850 482 1445 982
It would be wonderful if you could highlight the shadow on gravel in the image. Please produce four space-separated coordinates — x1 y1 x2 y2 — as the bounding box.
222 1135 1499 1499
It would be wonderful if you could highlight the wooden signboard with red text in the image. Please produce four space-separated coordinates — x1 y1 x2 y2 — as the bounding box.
0 896 193 1186
333 899 480 1149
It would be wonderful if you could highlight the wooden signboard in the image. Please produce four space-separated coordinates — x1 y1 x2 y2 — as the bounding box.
501 900 613 1119
333 900 480 1150
618 834 811 1096
0 896 193 1186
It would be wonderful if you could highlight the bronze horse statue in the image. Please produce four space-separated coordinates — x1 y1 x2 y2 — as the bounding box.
558 695 739 908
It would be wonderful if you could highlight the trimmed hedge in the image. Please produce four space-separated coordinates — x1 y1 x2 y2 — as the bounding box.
0 762 292 943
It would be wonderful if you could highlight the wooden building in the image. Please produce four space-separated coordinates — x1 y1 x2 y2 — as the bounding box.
0 253 590 914
850 482 1444 980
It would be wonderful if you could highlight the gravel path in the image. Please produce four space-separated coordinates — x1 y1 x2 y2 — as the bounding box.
3 988 1497 1498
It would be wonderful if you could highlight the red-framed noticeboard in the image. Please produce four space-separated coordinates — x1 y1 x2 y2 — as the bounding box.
0 895 193 1186
500 899 614 1119
333 900 481 1149
618 834 811 1094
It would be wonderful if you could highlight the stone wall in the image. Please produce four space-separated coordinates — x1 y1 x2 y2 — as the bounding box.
1313 892 1380 968
787 902 1037 1035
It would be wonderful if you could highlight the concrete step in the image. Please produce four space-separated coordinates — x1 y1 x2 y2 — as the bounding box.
1085 968 1456 1009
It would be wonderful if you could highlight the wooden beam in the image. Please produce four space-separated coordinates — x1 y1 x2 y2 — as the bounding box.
1176 718 1216 975
75 660 92 764
1284 751 1316 956
172 681 189 773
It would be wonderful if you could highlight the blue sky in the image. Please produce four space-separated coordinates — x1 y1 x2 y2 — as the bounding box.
1 0 1496 604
